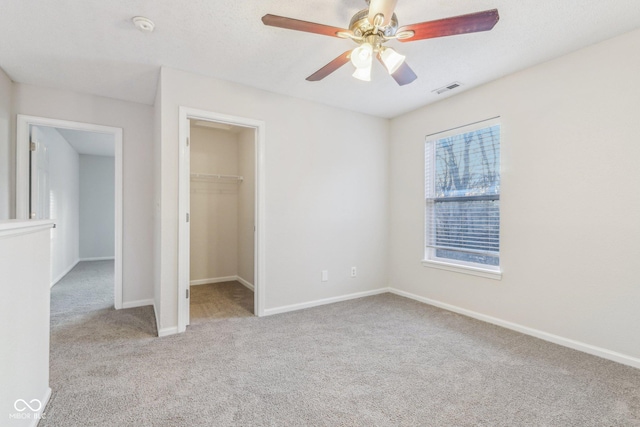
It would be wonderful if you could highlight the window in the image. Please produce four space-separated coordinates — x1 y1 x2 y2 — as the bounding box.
424 120 501 277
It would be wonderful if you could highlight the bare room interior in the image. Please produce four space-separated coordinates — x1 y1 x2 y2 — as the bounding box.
1 1 639 426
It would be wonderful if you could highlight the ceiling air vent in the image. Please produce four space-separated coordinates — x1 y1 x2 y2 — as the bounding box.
433 82 463 95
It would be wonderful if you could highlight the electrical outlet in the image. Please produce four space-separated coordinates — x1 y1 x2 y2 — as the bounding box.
350 267 357 278
321 270 328 282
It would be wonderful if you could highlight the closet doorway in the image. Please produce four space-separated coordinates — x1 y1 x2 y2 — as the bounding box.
178 108 265 332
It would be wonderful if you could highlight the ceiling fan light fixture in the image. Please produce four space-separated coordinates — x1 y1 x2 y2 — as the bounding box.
352 65 372 82
350 43 373 69
261 6 500 86
380 47 406 74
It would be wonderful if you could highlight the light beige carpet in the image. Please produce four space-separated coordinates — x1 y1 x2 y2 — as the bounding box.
190 281 254 323
41 261 640 426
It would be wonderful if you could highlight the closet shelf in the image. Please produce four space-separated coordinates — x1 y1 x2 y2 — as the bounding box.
190 173 244 183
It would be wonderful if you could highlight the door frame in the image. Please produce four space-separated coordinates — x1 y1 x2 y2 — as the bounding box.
178 107 266 332
16 115 125 309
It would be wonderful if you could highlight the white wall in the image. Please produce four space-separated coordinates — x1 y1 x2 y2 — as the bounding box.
157 67 389 332
0 220 53 426
35 126 79 285
389 28 640 361
237 128 255 285
0 68 12 220
13 84 154 304
153 79 162 326
79 154 114 260
189 126 239 281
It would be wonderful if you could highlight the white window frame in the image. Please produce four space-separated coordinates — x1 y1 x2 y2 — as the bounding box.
422 117 502 280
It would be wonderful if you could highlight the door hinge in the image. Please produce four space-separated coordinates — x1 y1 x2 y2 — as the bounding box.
186 213 190 222
186 137 189 147
186 289 189 298
30 142 36 151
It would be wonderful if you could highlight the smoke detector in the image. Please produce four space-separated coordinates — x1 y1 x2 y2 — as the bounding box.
132 16 155 33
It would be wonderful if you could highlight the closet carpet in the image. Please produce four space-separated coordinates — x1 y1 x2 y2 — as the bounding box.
42 262 640 426
190 281 254 323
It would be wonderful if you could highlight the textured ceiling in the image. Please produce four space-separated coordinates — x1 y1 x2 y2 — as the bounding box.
2 1 640 118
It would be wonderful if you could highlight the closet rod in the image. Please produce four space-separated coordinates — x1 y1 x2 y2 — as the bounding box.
190 173 244 182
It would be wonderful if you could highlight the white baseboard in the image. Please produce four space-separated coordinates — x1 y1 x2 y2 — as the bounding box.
190 275 254 291
236 276 254 291
388 287 640 370
154 299 179 337
121 298 154 309
263 288 388 316
23 386 51 427
190 276 237 286
158 326 178 337
50 258 79 288
79 256 114 262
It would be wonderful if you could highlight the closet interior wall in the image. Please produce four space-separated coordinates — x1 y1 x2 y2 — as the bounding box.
189 124 255 288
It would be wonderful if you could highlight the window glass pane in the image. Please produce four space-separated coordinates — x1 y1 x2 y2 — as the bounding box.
434 248 499 266
426 122 501 269
435 125 500 197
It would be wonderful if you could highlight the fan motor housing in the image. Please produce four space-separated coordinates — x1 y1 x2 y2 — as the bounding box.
349 9 398 39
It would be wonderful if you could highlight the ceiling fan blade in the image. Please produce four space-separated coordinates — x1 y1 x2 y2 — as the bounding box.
262 14 348 38
389 61 418 86
368 0 399 26
306 51 352 81
398 9 499 42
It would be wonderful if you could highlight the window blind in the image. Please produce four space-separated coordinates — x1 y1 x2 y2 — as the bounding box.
425 124 500 266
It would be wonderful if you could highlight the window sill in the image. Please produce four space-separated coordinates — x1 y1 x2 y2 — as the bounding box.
421 259 502 280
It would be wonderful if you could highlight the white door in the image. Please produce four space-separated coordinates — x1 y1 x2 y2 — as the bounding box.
30 126 50 220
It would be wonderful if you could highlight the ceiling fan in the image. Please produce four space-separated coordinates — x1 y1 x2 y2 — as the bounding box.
262 0 499 85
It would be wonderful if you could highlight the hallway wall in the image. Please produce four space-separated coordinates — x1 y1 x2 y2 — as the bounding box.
79 154 115 260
